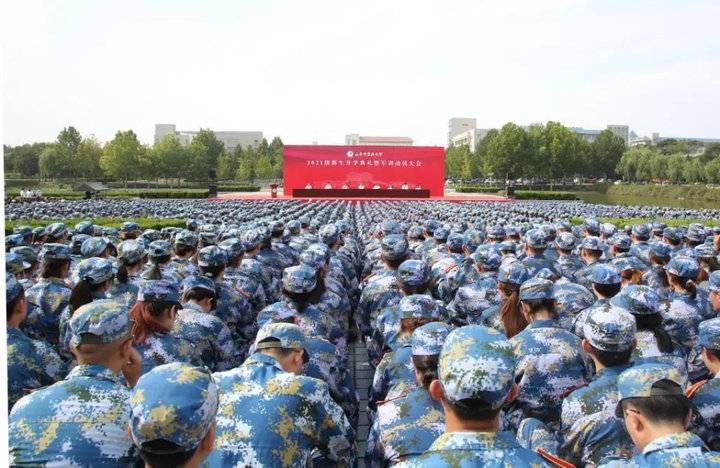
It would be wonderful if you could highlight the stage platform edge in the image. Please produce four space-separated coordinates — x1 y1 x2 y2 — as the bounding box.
210 191 512 203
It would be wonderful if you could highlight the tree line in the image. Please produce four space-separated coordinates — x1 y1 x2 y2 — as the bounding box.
3 127 284 184
616 141 720 184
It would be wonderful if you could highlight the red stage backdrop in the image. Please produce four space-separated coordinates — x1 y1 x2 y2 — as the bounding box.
283 145 445 196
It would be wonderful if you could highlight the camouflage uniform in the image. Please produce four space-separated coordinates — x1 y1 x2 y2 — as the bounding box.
9 299 137 466
508 278 588 432
689 318 720 450
479 261 530 334
108 239 144 310
129 363 218 457
209 323 356 466
141 240 183 285
554 232 584 282
559 305 637 466
395 326 546 468
24 244 73 348
522 229 558 277
167 230 200 280
571 264 622 337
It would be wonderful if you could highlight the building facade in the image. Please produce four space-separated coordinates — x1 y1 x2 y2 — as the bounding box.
344 134 413 146
447 117 477 146
154 124 263 151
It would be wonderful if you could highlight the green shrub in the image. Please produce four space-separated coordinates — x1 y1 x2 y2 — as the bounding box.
217 185 261 192
514 191 578 200
607 184 720 202
454 186 502 193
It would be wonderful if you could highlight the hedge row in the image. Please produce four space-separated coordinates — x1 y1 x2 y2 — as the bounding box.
5 188 211 199
217 185 261 192
455 186 502 193
5 218 186 234
514 191 578 200
607 184 720 202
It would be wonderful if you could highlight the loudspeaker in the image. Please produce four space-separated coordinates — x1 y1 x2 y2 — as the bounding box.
208 184 218 198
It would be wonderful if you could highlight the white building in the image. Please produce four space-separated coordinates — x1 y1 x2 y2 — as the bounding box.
344 134 413 146
450 128 492 150
448 117 477 146
154 124 263 151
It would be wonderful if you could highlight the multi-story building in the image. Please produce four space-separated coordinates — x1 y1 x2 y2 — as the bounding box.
447 117 477 146
344 134 413 146
154 124 263 151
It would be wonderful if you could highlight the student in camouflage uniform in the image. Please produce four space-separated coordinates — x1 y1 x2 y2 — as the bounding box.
522 229 558 277
6 274 66 411
367 322 449 466
129 362 218 468
108 239 145 309
689 317 720 450
23 244 73 349
598 364 720 467
554 232 584 282
209 323 356 466
571 263 622 337
395 325 546 467
142 240 184 285
479 261 530 338
168 229 200 280
9 299 142 466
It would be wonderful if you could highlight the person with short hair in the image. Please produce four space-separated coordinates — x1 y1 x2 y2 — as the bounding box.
9 299 142 465
129 363 218 468
209 322 355 466
394 325 546 467
688 316 720 450
598 364 720 467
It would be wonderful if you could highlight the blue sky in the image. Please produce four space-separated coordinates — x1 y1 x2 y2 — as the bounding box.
3 0 720 146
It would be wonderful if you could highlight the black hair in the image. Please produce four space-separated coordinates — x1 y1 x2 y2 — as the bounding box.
412 354 439 390
583 248 603 260
146 254 172 280
283 279 327 311
399 281 430 296
588 343 633 367
634 313 674 353
117 257 143 284
7 283 25 319
199 264 225 281
138 440 196 468
183 287 216 303
557 247 573 255
257 337 295 358
621 380 690 424
42 258 70 279
383 255 407 270
174 244 195 257
708 348 720 360
521 298 557 317
593 282 621 298
668 273 697 300
442 396 503 421
70 279 108 314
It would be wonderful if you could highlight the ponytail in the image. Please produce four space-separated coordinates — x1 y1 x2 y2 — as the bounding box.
412 355 440 390
669 273 697 299
498 281 527 338
635 313 675 354
69 278 107 316
130 300 174 344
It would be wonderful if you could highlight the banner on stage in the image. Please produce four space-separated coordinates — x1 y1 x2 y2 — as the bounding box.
283 145 445 196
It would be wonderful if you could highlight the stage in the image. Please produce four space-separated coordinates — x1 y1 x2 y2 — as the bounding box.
210 189 512 203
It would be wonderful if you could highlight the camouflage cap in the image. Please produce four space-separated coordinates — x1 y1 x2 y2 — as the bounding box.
13 225 32 237
609 234 631 250
197 246 227 268
74 221 95 235
694 244 717 259
446 233 464 251
632 224 651 238
181 275 216 295
424 219 440 234
438 325 515 408
610 285 660 315
498 240 516 253
463 229 484 251
69 299 131 346
299 249 326 271
651 222 667 233
525 229 547 249
497 261 530 285
662 227 682 243
505 225 520 237
10 246 37 265
319 224 340 245
589 263 621 285
582 303 636 352
148 240 173 258
282 264 317 294
5 234 25 248
71 234 91 251
269 220 285 235
487 225 505 240
130 363 218 452
698 316 720 351
120 221 140 233
239 259 263 282
399 294 443 320
397 259 431 287
714 225 720 235
174 230 199 248
32 226 46 237
411 322 452 356
6 273 23 303
665 256 700 279
218 238 244 259
138 280 181 303
198 231 219 246
471 249 501 270
256 303 296 329
47 222 68 238
685 227 706 243
709 270 720 294
254 322 309 362
39 243 72 261
519 278 554 301
6 252 30 275
382 220 402 235
117 240 145 263
580 236 603 252
287 220 301 234
453 286 493 317
81 237 109 258
614 363 685 417
255 225 272 243
141 229 162 243
241 228 263 250
584 218 600 235
77 257 115 285
601 223 617 237
650 242 672 259
381 234 409 260
612 256 646 273
433 227 450 242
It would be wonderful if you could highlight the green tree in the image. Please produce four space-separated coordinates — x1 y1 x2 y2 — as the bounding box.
666 153 685 183
485 123 529 181
256 153 274 180
6 143 49 177
188 139 210 181
705 157 720 184
100 130 142 186
543 122 579 180
152 135 190 184
192 129 225 170
75 138 103 179
445 146 469 179
39 147 64 179
591 130 625 178
56 126 82 177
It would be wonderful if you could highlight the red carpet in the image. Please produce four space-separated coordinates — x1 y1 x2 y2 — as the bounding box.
210 192 512 203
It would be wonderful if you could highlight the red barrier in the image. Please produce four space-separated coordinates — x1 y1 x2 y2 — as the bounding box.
283 145 445 197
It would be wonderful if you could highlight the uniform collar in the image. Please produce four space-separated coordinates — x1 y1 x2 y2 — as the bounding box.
246 352 285 372
528 318 558 329
428 431 520 452
643 432 707 455
596 363 632 379
181 302 206 314
66 364 124 384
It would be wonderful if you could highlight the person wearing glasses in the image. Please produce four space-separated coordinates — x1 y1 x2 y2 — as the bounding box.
9 299 142 466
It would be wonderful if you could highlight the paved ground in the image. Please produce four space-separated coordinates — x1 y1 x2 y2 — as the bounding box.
349 341 372 466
